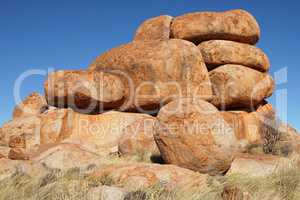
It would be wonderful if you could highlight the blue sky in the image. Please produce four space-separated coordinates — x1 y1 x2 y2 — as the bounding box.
0 0 299 130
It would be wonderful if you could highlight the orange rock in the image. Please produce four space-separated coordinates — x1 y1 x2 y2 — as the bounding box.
209 64 274 109
198 40 269 72
118 116 160 160
44 70 125 114
134 15 173 41
13 92 47 119
40 109 156 156
8 135 26 148
31 143 103 170
171 9 260 44
90 163 209 191
8 148 30 160
89 39 212 113
0 116 41 151
221 103 278 151
154 98 239 175
226 153 289 177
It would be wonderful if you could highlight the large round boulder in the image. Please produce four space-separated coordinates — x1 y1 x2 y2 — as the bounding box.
171 9 260 44
154 98 239 175
89 39 212 113
198 40 270 72
134 15 173 41
44 70 125 114
209 64 274 109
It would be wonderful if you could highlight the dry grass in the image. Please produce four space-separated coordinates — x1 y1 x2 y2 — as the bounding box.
1 157 300 200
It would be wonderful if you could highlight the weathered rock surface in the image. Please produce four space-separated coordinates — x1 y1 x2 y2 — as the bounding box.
209 64 274 109
221 103 276 147
13 92 48 119
134 15 173 41
0 116 41 152
31 143 102 170
40 108 156 156
154 98 239 175
226 154 289 177
45 70 125 114
89 39 212 113
171 9 260 44
90 163 209 191
118 115 160 160
198 40 269 71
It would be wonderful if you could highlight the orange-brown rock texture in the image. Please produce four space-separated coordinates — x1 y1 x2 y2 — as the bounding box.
198 40 270 71
134 15 173 41
118 115 160 159
171 9 260 44
90 163 209 191
13 92 47 119
89 39 212 112
154 98 239 175
226 153 289 177
44 70 125 113
209 64 274 109
0 9 298 197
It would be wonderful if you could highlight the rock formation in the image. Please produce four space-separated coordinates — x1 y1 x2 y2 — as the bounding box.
0 8 299 199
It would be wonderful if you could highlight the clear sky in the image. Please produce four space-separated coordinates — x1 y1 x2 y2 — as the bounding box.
0 0 299 130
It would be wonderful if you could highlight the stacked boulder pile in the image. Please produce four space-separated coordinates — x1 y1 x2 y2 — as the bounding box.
0 9 299 198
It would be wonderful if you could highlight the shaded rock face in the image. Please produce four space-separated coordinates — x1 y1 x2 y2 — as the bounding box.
134 15 173 41
118 115 160 160
220 103 276 148
171 9 260 45
209 64 274 109
198 40 269 72
226 153 289 177
154 98 239 175
44 70 125 114
89 39 212 113
90 163 209 191
13 92 47 119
